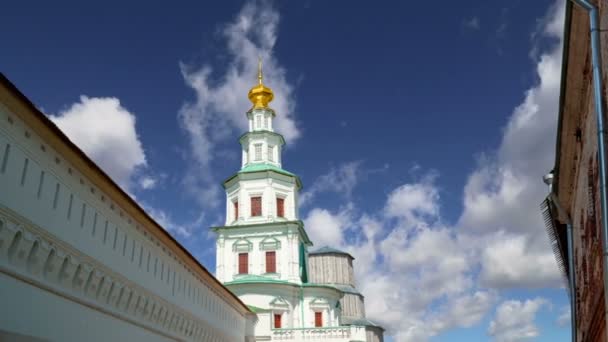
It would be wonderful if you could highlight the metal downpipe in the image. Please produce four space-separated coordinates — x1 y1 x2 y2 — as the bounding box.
571 0 608 339
567 222 578 342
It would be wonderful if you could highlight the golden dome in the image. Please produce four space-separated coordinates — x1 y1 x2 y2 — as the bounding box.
248 58 274 109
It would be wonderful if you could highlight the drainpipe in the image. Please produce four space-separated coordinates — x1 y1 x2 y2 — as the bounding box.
566 221 578 341
570 0 608 339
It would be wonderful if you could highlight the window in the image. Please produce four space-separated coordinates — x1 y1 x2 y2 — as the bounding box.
251 196 262 217
276 197 285 217
314 312 323 327
266 251 276 273
254 144 262 161
268 145 274 162
238 253 248 274
233 201 239 220
255 115 261 129
264 116 268 129
274 313 282 328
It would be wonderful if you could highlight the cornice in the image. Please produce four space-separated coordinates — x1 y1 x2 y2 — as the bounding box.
0 75 250 316
0 208 236 341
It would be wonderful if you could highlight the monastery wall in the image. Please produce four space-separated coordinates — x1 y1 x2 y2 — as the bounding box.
0 80 255 342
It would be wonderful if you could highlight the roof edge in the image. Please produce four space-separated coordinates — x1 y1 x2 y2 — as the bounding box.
0 73 252 316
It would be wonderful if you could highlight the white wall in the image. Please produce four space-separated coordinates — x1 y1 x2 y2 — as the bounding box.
225 176 297 225
0 97 253 341
216 225 302 283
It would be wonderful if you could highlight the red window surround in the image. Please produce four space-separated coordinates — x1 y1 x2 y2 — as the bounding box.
251 197 262 217
238 253 248 274
274 313 282 329
234 201 239 220
314 311 323 327
266 251 276 273
276 197 285 217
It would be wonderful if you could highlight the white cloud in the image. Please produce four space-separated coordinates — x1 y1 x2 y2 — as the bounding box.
430 291 497 332
457 0 565 289
49 96 147 191
298 2 567 340
556 306 570 327
480 232 563 288
178 0 300 207
139 176 157 190
303 175 487 341
384 174 440 228
488 298 548 342
303 207 350 248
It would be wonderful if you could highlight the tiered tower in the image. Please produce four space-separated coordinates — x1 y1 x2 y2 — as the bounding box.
212 61 384 342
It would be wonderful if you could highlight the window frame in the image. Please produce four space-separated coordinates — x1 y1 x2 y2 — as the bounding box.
251 196 262 217
266 251 276 273
276 197 285 218
233 200 239 221
254 143 262 161
238 252 249 274
274 313 282 329
314 311 323 327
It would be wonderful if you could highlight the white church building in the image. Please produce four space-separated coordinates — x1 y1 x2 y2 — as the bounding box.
212 63 384 342
0 62 383 341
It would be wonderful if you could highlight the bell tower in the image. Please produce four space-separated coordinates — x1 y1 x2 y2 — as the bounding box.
213 60 311 284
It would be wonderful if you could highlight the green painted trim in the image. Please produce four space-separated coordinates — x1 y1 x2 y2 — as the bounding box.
299 241 309 283
211 220 313 246
301 283 344 291
224 277 343 293
232 238 253 252
328 284 363 296
239 130 285 146
225 277 292 286
240 163 295 176
270 326 367 331
223 165 303 190
247 305 271 313
341 317 386 330
260 236 281 250
269 296 290 306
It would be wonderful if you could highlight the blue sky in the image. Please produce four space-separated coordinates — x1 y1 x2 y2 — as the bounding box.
1 0 570 340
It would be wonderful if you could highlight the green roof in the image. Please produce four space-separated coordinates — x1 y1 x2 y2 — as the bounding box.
247 305 271 313
224 276 342 293
341 317 384 330
309 246 354 259
240 163 296 177
225 274 292 286
223 163 303 189
331 284 362 295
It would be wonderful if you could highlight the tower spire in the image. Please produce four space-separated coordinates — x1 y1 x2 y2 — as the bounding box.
248 57 274 109
258 56 263 85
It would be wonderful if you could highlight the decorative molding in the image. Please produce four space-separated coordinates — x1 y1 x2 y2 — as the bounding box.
0 209 234 342
233 238 253 252
0 100 249 319
259 236 281 251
